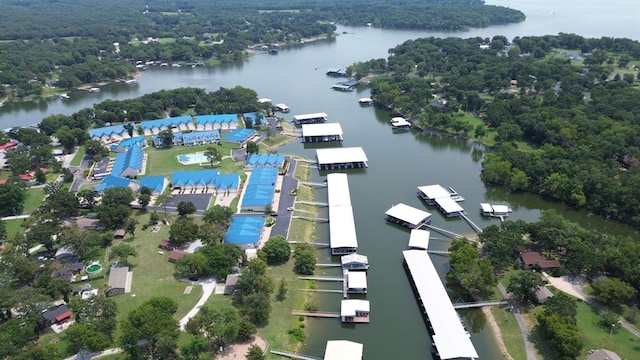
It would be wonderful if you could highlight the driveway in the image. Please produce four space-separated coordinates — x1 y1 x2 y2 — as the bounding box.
179 276 218 330
269 159 298 238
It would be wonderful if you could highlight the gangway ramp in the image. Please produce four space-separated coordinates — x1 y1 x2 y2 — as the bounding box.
427 250 450 256
299 181 327 187
298 276 343 281
292 310 340 318
271 350 322 360
292 215 328 222
453 300 509 309
425 225 464 239
296 200 328 206
461 213 483 233
288 241 329 248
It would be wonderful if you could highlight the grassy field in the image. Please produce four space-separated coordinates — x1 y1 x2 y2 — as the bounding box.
5 218 26 239
70 146 85 166
491 306 527 360
144 143 245 176
22 187 46 215
575 301 640 359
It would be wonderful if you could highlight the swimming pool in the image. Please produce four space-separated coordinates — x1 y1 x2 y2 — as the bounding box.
178 153 209 165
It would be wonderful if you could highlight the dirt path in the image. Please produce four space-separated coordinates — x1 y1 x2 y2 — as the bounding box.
483 307 514 360
217 336 267 359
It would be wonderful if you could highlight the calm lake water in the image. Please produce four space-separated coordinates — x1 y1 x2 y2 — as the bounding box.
1 0 639 358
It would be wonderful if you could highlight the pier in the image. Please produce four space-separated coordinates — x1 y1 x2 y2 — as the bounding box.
453 300 509 309
460 213 483 233
287 241 329 248
291 215 329 222
427 250 450 256
296 200 328 206
270 350 321 360
316 263 341 267
297 288 343 293
425 224 464 239
297 276 343 281
299 181 327 187
292 310 340 318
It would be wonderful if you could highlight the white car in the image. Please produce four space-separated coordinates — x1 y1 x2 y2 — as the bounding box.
287 207 294 211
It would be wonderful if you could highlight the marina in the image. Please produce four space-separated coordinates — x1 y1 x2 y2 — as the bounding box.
315 147 368 171
326 173 358 255
331 80 360 92
275 103 290 113
417 184 464 205
432 196 466 217
408 229 430 250
272 340 363 360
385 203 432 229
293 112 328 125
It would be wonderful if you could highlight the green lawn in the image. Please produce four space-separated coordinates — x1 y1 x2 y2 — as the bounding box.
575 301 640 359
22 187 46 215
5 218 26 238
492 306 527 360
144 143 245 176
70 146 85 166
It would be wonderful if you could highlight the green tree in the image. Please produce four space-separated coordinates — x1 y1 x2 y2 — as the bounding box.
591 277 635 307
507 271 545 303
186 305 242 350
138 193 151 209
169 217 199 245
204 146 222 167
293 243 316 275
84 139 108 158
157 129 174 148
246 141 259 155
246 344 265 360
447 238 496 297
200 244 244 278
177 201 197 217
120 297 179 360
276 278 288 301
77 189 98 209
0 182 26 216
0 219 7 241
240 292 271 325
541 292 577 322
109 243 138 265
68 296 118 338
174 252 209 279
96 187 135 228
125 217 138 239
261 235 291 265
202 205 234 225
64 323 110 359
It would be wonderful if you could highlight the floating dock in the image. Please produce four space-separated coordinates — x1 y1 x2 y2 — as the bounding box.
275 103 290 113
390 117 411 131
358 97 373 106
480 203 512 220
293 112 327 125
316 147 368 171
385 203 432 229
301 123 344 143
326 173 358 255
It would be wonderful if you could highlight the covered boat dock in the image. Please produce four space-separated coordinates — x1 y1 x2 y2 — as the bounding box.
433 197 465 217
408 229 430 250
293 112 328 125
385 203 432 229
327 173 358 255
301 123 344 143
316 147 368 171
403 250 479 360
417 184 452 205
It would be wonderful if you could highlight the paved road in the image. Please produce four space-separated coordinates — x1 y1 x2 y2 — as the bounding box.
269 159 298 238
178 276 218 330
1 214 30 221
498 283 535 360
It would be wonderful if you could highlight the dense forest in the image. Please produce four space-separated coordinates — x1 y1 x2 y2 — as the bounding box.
0 0 524 98
354 34 640 227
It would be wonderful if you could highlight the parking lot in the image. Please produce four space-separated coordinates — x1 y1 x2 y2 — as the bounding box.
162 193 213 213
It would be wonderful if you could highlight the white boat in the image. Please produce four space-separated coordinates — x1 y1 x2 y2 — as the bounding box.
59 93 70 100
448 187 465 202
359 97 373 105
124 79 138 85
88 87 100 93
275 103 290 113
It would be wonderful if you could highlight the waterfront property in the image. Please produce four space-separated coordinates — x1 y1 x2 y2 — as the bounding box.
316 147 368 171
324 340 363 360
224 216 266 249
433 197 465 217
195 114 237 130
331 80 360 92
385 203 432 229
408 229 430 250
171 170 240 194
518 250 561 271
293 112 328 125
341 253 369 270
346 270 367 294
479 203 512 218
244 153 286 169
403 250 478 360
140 115 193 135
390 117 411 131
417 184 454 205
155 130 221 148
301 123 344 143
341 299 370 323
327 173 358 255
94 175 139 193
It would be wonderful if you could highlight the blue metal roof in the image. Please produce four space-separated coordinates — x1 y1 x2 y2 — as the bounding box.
223 128 257 143
224 216 265 245
140 115 192 130
195 114 238 125
139 175 167 194
242 184 275 206
171 169 219 187
246 153 285 167
213 173 240 190
172 130 221 145
88 124 126 139
95 175 137 192
247 167 278 185
112 146 144 177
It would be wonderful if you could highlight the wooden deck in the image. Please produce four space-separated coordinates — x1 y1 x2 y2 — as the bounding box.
292 310 340 318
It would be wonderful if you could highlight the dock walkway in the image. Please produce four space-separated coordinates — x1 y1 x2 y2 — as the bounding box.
270 350 322 360
296 200 328 206
291 215 328 222
288 241 329 248
292 310 341 318
425 224 464 239
297 276 343 281
460 213 483 233
453 300 509 309
299 181 327 187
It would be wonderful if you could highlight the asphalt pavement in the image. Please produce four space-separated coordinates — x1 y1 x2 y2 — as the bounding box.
269 159 298 238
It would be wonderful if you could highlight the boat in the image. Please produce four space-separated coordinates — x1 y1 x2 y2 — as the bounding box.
59 93 70 100
275 103 290 113
124 79 138 85
358 97 373 106
88 87 100 93
448 187 465 202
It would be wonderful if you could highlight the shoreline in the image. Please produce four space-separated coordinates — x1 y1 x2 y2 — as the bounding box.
483 307 514 360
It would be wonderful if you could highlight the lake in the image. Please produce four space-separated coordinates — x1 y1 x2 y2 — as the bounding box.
1 0 639 358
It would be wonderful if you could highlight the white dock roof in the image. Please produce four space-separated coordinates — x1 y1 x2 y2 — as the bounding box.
391 117 411 127
492 204 511 214
417 184 450 200
347 271 367 289
341 299 370 317
316 147 368 165
434 197 465 214
385 203 431 227
403 250 478 360
293 112 328 121
324 340 363 360
329 205 358 250
480 203 493 213
341 253 368 266
326 173 351 207
302 123 343 137
408 229 430 250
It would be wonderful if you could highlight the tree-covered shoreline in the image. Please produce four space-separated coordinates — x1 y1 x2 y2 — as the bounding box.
351 34 640 227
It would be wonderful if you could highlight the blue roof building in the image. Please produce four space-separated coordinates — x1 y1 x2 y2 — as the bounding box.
240 167 277 211
195 114 238 129
140 116 192 134
110 137 147 153
112 146 145 178
247 167 278 185
139 176 168 195
95 175 138 193
171 170 240 193
223 128 257 144
245 153 285 169
88 125 126 140
154 130 221 147
224 216 265 248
